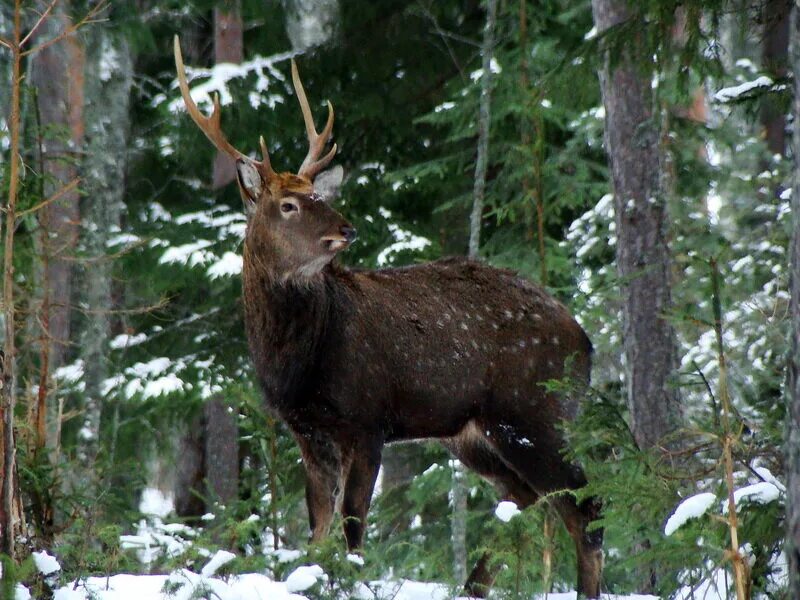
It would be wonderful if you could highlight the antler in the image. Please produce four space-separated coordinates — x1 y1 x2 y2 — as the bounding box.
291 59 337 180
173 36 276 181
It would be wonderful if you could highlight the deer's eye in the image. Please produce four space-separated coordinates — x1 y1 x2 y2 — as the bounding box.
280 202 299 214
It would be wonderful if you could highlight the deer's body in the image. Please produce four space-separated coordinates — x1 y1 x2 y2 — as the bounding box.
175 37 603 598
245 256 589 442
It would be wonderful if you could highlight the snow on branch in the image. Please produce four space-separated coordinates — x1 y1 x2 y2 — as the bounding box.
165 50 297 113
713 76 786 103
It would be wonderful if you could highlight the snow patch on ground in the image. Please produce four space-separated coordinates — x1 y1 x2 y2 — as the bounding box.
664 492 716 535
32 550 61 576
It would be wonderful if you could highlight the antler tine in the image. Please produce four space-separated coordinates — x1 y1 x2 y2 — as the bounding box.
291 59 337 179
174 36 246 162
174 36 277 180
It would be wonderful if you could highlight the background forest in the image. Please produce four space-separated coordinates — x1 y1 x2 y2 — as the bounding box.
0 0 797 598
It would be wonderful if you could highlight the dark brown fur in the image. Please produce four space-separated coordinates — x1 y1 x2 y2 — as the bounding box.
173 41 602 594
240 177 603 598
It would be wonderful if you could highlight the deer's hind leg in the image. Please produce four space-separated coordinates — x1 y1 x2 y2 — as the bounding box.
445 422 541 598
481 417 603 599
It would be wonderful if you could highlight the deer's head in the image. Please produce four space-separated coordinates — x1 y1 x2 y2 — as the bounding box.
174 37 355 282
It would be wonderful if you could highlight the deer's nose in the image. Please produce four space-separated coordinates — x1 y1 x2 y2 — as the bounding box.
341 225 358 243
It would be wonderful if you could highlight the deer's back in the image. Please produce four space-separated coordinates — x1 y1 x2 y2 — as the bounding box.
324 257 591 440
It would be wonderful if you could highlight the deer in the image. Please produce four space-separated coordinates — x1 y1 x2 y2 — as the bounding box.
174 36 603 598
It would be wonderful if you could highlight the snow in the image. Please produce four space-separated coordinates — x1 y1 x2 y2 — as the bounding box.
494 500 521 522
207 251 243 279
167 51 295 114
32 550 61 576
159 240 215 267
15 585 31 600
376 214 431 266
434 101 455 113
284 564 324 592
106 233 141 247
347 553 365 566
54 360 85 383
664 492 716 535
200 550 237 577
55 572 308 600
469 57 502 83
721 481 783 514
110 333 147 349
714 76 773 102
139 488 174 518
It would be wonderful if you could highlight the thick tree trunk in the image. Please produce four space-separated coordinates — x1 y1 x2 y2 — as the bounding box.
30 5 84 464
31 5 84 374
77 28 133 475
785 5 800 595
591 0 680 452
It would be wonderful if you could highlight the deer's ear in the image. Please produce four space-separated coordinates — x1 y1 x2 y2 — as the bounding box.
314 165 344 201
236 160 263 203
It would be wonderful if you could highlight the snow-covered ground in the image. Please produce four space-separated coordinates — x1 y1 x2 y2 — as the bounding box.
49 572 659 600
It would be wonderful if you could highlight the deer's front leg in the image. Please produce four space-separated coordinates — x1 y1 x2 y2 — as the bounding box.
341 437 382 551
296 431 342 543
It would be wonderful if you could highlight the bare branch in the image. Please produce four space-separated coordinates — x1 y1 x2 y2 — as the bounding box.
20 0 59 48
22 2 109 58
16 177 79 218
0 38 11 50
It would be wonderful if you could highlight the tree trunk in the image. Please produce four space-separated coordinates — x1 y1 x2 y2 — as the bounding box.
453 0 498 583
212 2 243 188
761 0 790 157
31 4 84 374
77 27 133 477
30 4 84 461
591 0 680 452
785 4 800 595
200 0 245 512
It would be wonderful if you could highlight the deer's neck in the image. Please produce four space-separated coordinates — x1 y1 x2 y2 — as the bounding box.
242 252 345 416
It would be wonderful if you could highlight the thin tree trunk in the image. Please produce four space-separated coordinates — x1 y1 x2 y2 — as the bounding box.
212 2 243 188
762 0 790 158
455 0 498 583
468 0 498 259
785 5 800 595
77 28 133 477
198 0 245 513
591 0 679 452
0 0 26 559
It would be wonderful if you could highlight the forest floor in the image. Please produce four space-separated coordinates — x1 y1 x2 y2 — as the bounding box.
13 489 680 600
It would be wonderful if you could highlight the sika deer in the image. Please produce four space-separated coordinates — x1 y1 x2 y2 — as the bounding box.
174 37 602 597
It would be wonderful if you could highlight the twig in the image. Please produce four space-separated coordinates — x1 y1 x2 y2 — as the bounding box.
0 38 10 49
16 177 80 218
19 0 59 48
22 2 109 57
